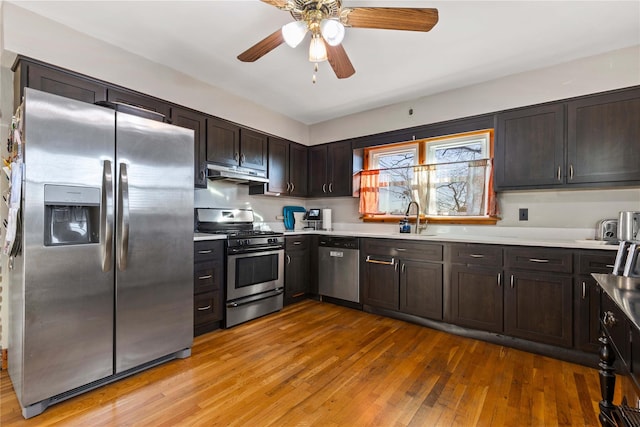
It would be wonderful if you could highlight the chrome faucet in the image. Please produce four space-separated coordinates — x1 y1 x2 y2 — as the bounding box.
405 201 420 234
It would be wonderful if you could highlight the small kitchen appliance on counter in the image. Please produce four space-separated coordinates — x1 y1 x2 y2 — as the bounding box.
618 211 640 242
596 218 619 242
195 208 285 327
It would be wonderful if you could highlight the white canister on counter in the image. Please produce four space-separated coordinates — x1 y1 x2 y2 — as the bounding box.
293 212 305 230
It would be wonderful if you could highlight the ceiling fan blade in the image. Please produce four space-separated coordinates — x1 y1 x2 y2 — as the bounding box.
343 7 439 32
237 29 285 62
260 0 289 8
326 43 355 79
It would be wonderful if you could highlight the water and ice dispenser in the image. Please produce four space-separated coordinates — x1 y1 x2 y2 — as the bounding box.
44 184 100 246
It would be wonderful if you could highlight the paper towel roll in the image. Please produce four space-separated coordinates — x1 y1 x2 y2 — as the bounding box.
322 209 332 231
293 212 305 230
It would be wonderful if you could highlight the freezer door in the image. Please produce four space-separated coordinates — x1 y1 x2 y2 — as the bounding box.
18 89 115 406
114 112 194 373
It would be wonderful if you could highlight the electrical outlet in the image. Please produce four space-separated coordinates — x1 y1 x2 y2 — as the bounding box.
519 208 528 221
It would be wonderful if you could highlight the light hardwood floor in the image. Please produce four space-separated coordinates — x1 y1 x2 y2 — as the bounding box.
1 300 607 426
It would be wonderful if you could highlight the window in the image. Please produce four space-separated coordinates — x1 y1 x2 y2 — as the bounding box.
359 130 497 223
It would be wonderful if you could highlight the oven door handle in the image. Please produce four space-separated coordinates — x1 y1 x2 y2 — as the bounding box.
226 288 284 308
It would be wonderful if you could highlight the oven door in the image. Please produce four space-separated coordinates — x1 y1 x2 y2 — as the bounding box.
227 248 284 301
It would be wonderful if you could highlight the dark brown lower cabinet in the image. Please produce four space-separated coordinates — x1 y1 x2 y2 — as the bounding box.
361 255 399 311
573 276 602 353
285 236 310 305
399 260 442 320
194 240 224 336
504 270 573 348
450 265 503 333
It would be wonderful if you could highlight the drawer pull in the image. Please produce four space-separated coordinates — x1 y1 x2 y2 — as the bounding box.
198 250 213 254
396 248 407 251
528 258 549 263
469 254 484 258
198 274 213 280
365 256 395 266
293 241 302 245
197 305 212 311
606 264 615 268
603 310 617 327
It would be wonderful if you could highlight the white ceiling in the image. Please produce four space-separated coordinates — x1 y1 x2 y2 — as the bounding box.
8 1 640 125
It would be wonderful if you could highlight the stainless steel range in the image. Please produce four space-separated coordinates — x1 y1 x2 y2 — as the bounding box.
195 208 284 327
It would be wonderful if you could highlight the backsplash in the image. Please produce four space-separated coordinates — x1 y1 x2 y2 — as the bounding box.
197 180 640 235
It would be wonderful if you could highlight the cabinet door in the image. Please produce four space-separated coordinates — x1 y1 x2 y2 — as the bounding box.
573 277 601 353
495 104 565 189
361 254 399 310
171 107 207 188
107 88 170 119
567 88 640 184
504 270 573 348
309 145 329 196
400 260 442 320
207 117 240 166
327 141 352 196
450 265 503 333
285 247 310 304
267 137 289 194
240 128 267 171
289 142 308 197
24 62 107 104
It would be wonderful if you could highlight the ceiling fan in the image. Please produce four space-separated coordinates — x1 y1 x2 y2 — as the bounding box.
238 0 439 81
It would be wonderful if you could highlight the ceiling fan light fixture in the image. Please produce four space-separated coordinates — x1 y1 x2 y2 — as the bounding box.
308 34 328 62
320 19 345 46
282 20 308 48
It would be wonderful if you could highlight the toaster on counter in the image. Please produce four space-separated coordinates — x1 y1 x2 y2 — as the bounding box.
596 218 618 242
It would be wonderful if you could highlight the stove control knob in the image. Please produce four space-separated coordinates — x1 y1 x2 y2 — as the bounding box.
236 239 244 246
244 239 251 246
268 238 277 244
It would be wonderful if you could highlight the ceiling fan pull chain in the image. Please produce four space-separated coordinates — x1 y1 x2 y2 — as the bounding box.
312 62 319 84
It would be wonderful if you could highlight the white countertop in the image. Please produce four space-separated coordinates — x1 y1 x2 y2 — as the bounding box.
281 230 619 250
194 226 618 250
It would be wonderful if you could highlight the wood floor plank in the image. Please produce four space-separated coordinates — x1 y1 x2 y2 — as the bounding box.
1 300 604 426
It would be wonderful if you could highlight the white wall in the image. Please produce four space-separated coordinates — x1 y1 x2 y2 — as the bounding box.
0 2 309 145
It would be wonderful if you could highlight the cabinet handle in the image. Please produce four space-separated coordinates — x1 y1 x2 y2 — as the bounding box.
582 281 586 299
293 241 302 245
322 184 327 193
286 182 291 192
497 273 501 287
395 262 398 271
603 310 617 327
557 166 561 181
197 305 212 311
606 264 615 268
528 258 549 263
234 152 240 161
365 256 395 266
200 169 206 181
198 250 213 254
401 263 406 273
329 183 333 193
241 153 246 164
469 254 484 258
290 182 295 193
198 274 213 280
396 248 407 251
510 274 514 288
286 254 291 265
569 164 574 180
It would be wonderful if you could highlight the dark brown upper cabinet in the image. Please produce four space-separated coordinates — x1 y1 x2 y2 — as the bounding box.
567 88 640 185
495 104 565 190
13 58 107 107
171 107 207 188
309 141 352 197
264 137 308 197
206 117 267 172
106 88 171 119
495 86 640 190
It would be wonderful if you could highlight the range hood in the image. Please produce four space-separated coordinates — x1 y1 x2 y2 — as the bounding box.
206 163 269 184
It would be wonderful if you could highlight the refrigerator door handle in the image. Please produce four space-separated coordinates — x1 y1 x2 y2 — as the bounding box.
117 163 130 271
101 160 114 272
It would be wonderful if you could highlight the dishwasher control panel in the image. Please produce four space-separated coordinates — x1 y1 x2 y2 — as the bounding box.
318 237 359 250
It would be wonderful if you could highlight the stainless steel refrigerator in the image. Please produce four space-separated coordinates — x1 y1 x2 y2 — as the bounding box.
8 88 194 418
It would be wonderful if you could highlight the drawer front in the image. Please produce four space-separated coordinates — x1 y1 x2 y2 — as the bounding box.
362 238 442 262
194 240 224 262
505 247 573 273
286 235 309 251
194 290 223 326
577 250 617 275
194 260 223 294
448 243 502 266
601 293 630 367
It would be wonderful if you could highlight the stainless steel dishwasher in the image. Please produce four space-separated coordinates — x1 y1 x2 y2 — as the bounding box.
318 236 360 303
